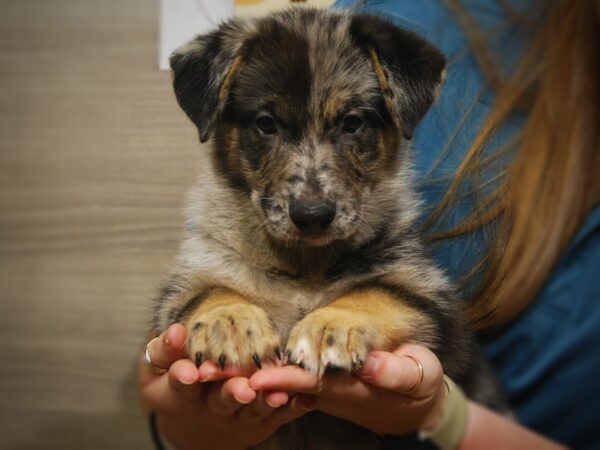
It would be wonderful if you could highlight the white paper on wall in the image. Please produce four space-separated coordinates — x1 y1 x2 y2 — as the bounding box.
159 0 234 70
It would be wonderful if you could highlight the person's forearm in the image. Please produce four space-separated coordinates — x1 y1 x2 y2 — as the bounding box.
459 402 568 450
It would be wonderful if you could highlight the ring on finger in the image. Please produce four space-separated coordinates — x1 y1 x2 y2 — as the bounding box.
144 337 167 375
404 354 424 392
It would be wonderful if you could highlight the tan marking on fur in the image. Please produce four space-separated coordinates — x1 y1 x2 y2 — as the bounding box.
376 133 388 173
218 54 243 109
368 46 402 130
379 125 403 171
286 288 437 373
328 288 436 344
185 288 281 368
225 126 249 182
322 89 353 124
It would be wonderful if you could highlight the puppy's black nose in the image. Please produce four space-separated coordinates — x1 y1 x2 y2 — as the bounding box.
289 199 336 234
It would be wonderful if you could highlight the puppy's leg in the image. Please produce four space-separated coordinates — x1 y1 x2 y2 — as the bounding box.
161 287 281 370
286 287 439 375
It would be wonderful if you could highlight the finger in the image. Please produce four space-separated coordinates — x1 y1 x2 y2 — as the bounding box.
262 394 317 429
139 325 187 389
145 324 187 371
264 390 289 408
357 345 443 398
206 377 257 416
249 365 320 393
236 390 289 423
167 359 203 400
198 360 255 382
249 366 373 400
140 360 206 416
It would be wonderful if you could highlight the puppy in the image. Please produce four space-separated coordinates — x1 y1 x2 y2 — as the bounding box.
154 8 504 449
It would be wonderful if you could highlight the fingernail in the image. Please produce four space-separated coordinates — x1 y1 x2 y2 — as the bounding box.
233 395 252 405
359 355 380 377
266 399 282 408
198 367 217 382
179 375 196 385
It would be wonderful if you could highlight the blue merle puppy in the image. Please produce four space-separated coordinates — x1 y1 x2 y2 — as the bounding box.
154 8 505 450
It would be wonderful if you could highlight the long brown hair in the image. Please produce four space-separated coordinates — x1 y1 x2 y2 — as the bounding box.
428 0 600 330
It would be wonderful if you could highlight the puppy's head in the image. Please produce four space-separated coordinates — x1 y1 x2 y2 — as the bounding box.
171 9 445 247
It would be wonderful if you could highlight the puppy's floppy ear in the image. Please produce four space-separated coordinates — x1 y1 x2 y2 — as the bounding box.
349 14 447 139
170 22 245 143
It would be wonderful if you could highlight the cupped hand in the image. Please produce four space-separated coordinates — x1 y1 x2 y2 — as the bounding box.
249 344 447 436
138 324 312 450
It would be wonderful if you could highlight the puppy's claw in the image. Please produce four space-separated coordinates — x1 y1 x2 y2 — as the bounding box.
195 352 203 368
274 347 281 360
351 358 364 372
253 353 262 369
218 354 226 370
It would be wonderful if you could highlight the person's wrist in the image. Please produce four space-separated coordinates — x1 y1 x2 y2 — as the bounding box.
418 375 469 450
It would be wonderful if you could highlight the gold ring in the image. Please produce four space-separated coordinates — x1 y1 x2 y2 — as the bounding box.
404 354 424 392
144 337 167 375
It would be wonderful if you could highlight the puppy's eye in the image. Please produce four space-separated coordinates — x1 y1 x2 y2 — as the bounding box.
341 114 364 134
255 115 277 135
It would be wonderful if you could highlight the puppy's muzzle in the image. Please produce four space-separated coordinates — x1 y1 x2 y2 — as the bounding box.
289 198 336 234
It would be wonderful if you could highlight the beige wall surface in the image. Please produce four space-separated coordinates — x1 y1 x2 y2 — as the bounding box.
0 1 200 448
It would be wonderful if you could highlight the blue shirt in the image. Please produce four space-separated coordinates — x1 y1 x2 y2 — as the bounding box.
335 1 600 448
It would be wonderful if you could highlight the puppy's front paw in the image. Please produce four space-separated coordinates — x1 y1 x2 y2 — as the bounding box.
286 307 380 375
185 296 281 370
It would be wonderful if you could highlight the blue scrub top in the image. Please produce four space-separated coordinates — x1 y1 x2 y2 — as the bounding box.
335 1 600 448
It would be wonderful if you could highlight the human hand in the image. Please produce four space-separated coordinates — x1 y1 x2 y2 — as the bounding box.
249 344 447 436
138 324 313 450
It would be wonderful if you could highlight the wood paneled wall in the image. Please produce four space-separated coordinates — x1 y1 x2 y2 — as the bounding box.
0 1 200 448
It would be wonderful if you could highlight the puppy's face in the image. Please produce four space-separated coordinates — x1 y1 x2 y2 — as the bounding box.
171 10 445 247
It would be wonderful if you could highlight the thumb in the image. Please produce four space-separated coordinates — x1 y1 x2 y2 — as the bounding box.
357 345 443 398
139 323 188 386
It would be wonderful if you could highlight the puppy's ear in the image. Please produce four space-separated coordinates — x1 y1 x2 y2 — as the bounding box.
170 22 244 143
349 14 447 139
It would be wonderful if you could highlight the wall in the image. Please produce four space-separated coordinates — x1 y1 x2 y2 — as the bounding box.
0 1 199 448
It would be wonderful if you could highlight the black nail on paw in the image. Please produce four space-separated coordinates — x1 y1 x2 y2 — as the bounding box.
195 352 203 367
253 353 262 369
218 354 226 370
